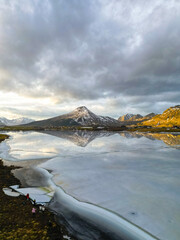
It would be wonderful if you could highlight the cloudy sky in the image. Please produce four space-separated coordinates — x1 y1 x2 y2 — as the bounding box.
0 0 179 120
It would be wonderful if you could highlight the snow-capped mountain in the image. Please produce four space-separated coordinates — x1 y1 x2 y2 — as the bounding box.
0 117 34 126
64 106 120 126
26 106 121 127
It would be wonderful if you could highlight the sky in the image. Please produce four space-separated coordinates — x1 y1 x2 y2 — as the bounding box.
0 0 180 120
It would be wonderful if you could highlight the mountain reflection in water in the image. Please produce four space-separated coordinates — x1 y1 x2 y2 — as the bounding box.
43 130 180 149
43 130 114 147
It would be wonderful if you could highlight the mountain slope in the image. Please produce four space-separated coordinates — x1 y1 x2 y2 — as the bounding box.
0 117 34 126
118 114 134 121
144 113 156 118
140 105 180 127
136 113 157 122
26 106 121 128
128 114 143 121
0 120 5 126
118 112 157 125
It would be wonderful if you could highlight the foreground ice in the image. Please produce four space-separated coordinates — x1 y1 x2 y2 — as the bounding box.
3 188 20 197
9 164 158 240
0 131 180 240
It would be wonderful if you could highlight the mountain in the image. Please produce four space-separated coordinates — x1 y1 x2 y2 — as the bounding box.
118 114 144 122
118 114 134 121
25 106 121 128
140 105 180 127
133 113 157 122
118 113 157 124
0 117 34 126
144 113 156 118
0 120 5 126
128 114 143 121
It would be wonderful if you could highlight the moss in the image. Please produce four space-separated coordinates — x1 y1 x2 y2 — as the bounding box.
0 134 9 141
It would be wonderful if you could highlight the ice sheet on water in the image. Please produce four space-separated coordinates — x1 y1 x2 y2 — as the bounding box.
1 131 180 240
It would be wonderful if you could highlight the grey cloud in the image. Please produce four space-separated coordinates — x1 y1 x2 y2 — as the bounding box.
0 0 179 115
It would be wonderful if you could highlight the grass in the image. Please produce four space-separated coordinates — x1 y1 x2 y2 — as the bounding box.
0 134 9 141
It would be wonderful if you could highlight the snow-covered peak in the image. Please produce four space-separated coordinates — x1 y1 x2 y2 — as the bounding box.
72 106 91 115
60 106 121 127
75 106 89 112
69 106 97 119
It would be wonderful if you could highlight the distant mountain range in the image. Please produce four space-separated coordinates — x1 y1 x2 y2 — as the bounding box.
118 113 156 122
25 106 121 128
1 105 179 129
0 117 34 126
140 105 180 127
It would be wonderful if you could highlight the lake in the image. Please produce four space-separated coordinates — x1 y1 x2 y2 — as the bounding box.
0 131 180 240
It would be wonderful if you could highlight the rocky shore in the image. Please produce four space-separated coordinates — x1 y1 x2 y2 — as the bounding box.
0 158 77 240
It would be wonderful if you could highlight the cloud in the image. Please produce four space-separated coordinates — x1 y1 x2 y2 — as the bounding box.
0 0 179 118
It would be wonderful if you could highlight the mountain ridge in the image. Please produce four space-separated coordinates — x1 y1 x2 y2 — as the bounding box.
118 113 156 122
0 117 34 126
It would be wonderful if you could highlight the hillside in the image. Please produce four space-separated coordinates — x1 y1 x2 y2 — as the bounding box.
128 114 143 121
118 114 134 121
118 113 156 122
140 105 180 127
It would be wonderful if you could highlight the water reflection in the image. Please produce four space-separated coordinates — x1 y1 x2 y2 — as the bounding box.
44 130 114 147
43 130 180 149
0 131 180 240
119 132 180 149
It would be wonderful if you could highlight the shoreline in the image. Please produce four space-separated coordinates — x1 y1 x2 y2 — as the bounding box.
0 158 76 240
0 125 180 133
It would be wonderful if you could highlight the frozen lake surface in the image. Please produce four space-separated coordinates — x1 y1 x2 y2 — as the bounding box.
0 131 180 240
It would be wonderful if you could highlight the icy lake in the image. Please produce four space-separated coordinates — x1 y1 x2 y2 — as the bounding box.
0 131 180 240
